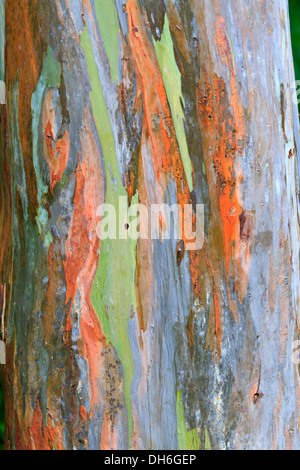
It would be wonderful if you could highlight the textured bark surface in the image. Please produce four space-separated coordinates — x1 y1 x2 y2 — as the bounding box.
0 0 300 450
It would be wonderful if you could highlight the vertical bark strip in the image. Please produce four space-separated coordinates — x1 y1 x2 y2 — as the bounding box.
0 0 300 450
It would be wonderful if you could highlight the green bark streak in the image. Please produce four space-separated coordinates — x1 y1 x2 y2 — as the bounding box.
176 390 200 450
153 15 194 192
94 0 120 84
81 27 136 446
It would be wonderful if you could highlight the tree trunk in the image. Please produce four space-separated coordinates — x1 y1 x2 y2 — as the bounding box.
1 0 300 450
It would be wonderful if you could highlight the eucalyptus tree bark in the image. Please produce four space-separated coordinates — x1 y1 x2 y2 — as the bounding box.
0 0 300 450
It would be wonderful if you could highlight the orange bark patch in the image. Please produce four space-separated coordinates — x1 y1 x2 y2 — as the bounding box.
64 105 104 336
197 72 243 274
126 0 195 337
64 107 120 447
64 159 91 310
80 405 88 421
100 411 118 450
28 401 65 450
126 0 191 204
194 17 251 355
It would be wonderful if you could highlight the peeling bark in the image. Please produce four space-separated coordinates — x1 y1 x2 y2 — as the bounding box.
0 0 300 450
